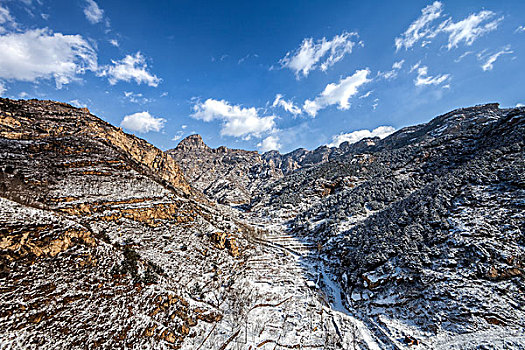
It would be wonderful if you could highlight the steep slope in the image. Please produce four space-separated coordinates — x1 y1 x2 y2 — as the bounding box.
1 98 385 350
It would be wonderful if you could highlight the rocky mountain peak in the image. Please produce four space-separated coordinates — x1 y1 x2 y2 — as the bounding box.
176 134 210 152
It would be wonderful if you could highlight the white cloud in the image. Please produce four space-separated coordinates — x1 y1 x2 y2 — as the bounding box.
109 39 119 47
479 46 513 71
280 31 359 78
272 94 301 116
516 103 524 107
99 52 161 87
303 69 370 117
172 130 184 141
123 91 151 104
409 61 421 72
414 65 449 86
238 53 258 64
0 81 5 95
440 11 502 50
191 99 276 138
395 1 443 50
257 135 281 152
454 50 473 62
372 98 379 110
120 111 165 133
378 59 405 80
0 5 15 33
327 126 395 147
83 0 104 24
395 2 501 51
181 124 187 129
392 60 405 70
359 90 373 99
516 26 525 33
0 28 97 88
69 99 87 108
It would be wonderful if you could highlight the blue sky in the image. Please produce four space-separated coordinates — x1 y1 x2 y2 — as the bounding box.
0 0 523 153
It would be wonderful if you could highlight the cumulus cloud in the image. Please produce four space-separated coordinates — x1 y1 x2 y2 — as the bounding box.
280 31 360 78
98 52 161 87
84 0 104 24
272 94 301 116
303 69 370 117
120 111 166 133
109 39 119 47
327 126 396 147
257 135 281 152
516 103 524 107
440 11 502 49
0 28 97 88
395 2 501 50
516 26 525 33
191 99 276 138
395 1 443 50
413 64 449 86
478 46 513 71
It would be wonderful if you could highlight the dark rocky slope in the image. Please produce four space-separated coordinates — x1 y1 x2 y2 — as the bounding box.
265 103 525 341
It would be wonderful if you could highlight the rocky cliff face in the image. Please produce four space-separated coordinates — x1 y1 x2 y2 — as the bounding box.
0 99 191 196
168 135 282 205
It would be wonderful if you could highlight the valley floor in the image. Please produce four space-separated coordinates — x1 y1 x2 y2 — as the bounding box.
183 205 525 350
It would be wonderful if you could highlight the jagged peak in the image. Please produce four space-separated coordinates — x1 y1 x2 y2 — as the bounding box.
175 134 210 151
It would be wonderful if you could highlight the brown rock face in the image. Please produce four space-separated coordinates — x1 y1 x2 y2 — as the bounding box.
0 98 191 196
168 135 280 204
210 231 240 257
